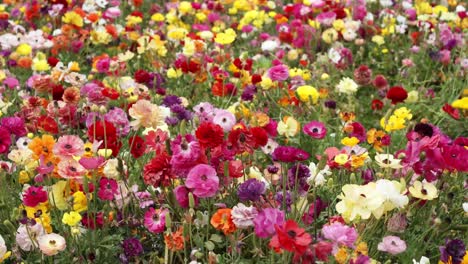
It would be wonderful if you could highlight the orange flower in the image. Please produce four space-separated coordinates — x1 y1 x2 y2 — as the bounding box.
164 227 185 251
29 135 56 162
210 208 236 235
17 57 32 69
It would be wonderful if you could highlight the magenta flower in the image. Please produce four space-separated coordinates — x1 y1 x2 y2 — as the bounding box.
267 64 289 81
253 208 285 238
23 186 48 207
0 127 11 154
272 146 310 162
185 164 219 198
144 207 167 233
79 156 105 170
303 121 327 139
53 135 85 159
98 177 118 201
322 222 358 253
173 185 198 208
377 236 407 255
96 57 110 73
1 117 27 137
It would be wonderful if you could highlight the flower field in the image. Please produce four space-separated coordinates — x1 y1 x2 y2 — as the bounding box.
0 0 467 263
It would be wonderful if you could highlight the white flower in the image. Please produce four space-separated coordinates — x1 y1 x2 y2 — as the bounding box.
0 234 9 262
231 203 258 229
375 153 403 169
328 48 341 64
463 202 468 213
261 138 279 154
16 223 45 251
307 162 331 186
103 158 127 179
336 77 359 95
38 233 66 256
374 179 409 218
413 256 430 264
261 39 279 52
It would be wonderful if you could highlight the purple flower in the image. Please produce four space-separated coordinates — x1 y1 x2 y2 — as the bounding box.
122 237 143 258
274 191 293 211
1 117 27 138
387 213 407 233
322 222 358 253
303 121 327 139
440 239 466 264
267 64 289 81
361 169 374 184
377 236 407 255
324 100 337 109
272 146 310 162
185 164 219 198
162 95 182 107
105 108 130 136
253 208 285 238
237 179 265 202
287 163 310 193
241 85 257 101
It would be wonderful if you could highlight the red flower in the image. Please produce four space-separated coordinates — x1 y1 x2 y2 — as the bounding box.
36 115 59 134
87 121 121 156
143 152 174 187
129 136 146 159
23 186 48 207
371 99 384 110
102 87 120 100
251 74 262 84
372 74 388 89
134 69 151 84
386 86 408 104
442 103 460 120
195 122 224 149
269 220 312 256
353 65 372 85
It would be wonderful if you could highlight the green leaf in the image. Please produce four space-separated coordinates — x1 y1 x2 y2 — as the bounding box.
209 234 223 244
205 241 215 251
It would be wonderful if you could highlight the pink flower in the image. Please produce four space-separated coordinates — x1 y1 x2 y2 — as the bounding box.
96 57 110 73
38 233 66 256
57 159 87 180
377 236 407 255
144 207 167 233
253 208 285 238
322 222 358 253
135 190 154 208
316 11 336 26
303 121 327 139
23 186 48 207
16 223 45 251
267 64 289 81
98 177 118 201
231 203 258 229
173 185 198 208
213 109 236 132
53 135 85 159
185 164 219 198
0 127 12 154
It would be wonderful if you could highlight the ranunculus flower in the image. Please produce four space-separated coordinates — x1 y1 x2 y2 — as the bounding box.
185 164 219 198
38 233 66 256
377 236 407 255
303 121 327 139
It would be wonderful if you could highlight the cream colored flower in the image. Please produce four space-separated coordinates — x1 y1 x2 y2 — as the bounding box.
38 233 66 256
375 153 403 169
129 99 170 129
408 181 438 200
336 77 359 95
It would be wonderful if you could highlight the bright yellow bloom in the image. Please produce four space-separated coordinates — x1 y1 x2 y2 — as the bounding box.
322 28 338 44
62 11 83 27
334 154 349 165
16 43 32 56
167 68 183 78
151 13 165 22
371 35 385 46
341 137 360 147
62 211 82 226
50 181 68 210
296 85 319 103
73 191 88 213
214 28 237 45
178 1 193 14
451 97 468 109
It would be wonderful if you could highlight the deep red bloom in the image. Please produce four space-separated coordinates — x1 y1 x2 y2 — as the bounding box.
0 127 11 154
250 127 268 148
81 212 105 229
442 103 460 120
87 121 121 156
143 152 174 187
269 220 312 256
373 74 388 89
23 186 48 207
47 57 59 67
371 99 384 110
134 69 151 84
98 177 118 201
386 86 408 104
227 160 244 178
251 74 262 84
129 136 146 159
36 115 59 134
195 122 224 149
102 87 120 100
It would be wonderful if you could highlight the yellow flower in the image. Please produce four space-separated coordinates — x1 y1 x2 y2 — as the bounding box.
62 11 83 27
73 191 88 213
409 181 438 200
167 68 183 78
151 13 165 22
380 115 406 132
214 28 237 45
341 137 360 147
260 76 273 90
371 35 385 46
296 85 319 104
334 154 349 165
50 181 68 210
32 55 50 72
62 211 82 226
277 116 300 137
451 97 468 109
335 247 349 264
322 28 338 44
126 15 142 27
178 1 193 14
405 90 419 103
333 19 345 31
16 43 32 56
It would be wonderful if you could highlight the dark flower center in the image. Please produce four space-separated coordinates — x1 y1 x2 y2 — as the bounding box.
201 175 207 181
287 230 297 238
312 128 318 133
69 166 77 172
64 144 72 149
421 188 428 195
